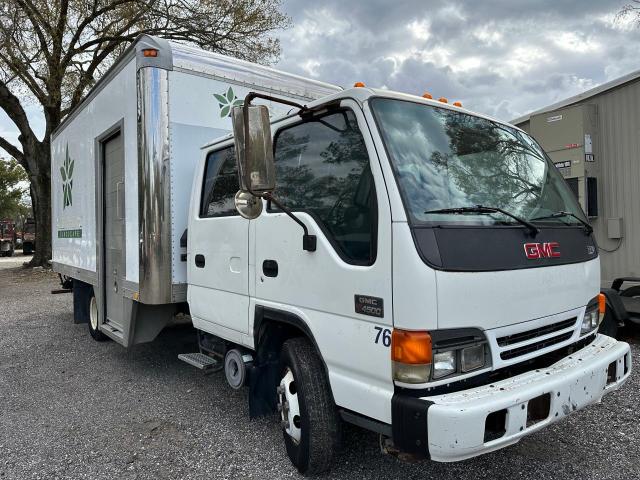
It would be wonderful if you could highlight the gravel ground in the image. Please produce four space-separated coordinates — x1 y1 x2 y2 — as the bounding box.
0 253 32 271
1 267 639 480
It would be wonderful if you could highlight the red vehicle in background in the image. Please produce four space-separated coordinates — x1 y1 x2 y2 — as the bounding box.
0 219 16 257
21 218 35 255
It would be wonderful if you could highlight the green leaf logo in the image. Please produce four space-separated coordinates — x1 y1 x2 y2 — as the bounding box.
215 87 244 118
61 144 74 209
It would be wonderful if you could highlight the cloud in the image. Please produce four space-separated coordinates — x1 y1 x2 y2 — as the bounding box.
1 0 638 149
278 0 640 121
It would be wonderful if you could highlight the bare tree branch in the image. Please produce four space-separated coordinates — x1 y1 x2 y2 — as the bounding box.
0 135 24 161
0 78 36 141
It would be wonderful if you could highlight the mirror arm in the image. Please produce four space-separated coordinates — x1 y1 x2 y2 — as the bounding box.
241 92 316 252
263 192 317 252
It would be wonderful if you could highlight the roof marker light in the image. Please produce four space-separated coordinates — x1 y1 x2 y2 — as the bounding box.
422 92 433 99
453 101 462 107
354 82 366 88
438 97 448 103
142 48 158 57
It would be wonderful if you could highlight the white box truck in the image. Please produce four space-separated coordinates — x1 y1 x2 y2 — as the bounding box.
52 35 632 474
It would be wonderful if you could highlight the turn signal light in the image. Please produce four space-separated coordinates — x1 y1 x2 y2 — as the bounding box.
438 97 448 103
142 48 158 57
453 101 463 107
422 92 433 99
392 329 432 383
392 329 432 364
354 81 366 88
598 293 606 314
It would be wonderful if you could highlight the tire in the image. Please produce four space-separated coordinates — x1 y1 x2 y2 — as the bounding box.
88 292 108 341
278 337 341 475
23 245 32 255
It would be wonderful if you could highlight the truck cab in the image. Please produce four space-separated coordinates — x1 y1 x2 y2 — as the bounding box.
0 220 16 257
187 86 631 473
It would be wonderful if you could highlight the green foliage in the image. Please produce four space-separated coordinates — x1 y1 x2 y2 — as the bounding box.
0 158 28 219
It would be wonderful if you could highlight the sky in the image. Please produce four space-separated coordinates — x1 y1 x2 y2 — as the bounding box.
1 0 639 150
276 0 640 121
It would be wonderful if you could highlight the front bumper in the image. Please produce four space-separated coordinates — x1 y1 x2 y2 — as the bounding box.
394 334 631 462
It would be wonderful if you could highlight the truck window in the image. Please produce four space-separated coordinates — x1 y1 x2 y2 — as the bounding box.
273 109 377 265
200 146 239 218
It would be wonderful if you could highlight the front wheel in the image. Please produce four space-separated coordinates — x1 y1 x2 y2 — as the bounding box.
88 293 108 342
278 337 341 475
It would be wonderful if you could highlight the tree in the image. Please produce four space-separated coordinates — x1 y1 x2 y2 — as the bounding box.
0 0 290 266
0 157 29 219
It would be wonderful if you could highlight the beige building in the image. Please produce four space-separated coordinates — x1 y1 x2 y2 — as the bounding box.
512 71 640 286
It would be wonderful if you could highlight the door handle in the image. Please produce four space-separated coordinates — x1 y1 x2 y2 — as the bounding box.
262 259 278 277
195 254 205 268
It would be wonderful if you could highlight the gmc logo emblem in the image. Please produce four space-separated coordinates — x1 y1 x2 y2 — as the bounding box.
524 242 561 259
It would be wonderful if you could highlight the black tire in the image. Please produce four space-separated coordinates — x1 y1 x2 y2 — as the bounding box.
88 292 108 341
23 245 32 255
598 305 619 338
278 337 341 475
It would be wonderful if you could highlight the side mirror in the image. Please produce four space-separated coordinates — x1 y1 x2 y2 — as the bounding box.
231 104 275 194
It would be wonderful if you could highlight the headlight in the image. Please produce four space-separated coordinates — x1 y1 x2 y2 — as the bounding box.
392 328 490 384
461 344 485 372
433 350 456 379
582 294 606 335
581 305 600 335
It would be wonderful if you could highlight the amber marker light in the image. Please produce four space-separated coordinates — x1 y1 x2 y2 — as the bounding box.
598 293 606 322
438 97 448 103
422 92 433 99
392 329 432 383
142 48 158 57
354 81 366 87
392 329 432 363
453 101 463 107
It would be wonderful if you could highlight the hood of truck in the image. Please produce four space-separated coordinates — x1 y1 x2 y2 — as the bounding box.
435 257 600 330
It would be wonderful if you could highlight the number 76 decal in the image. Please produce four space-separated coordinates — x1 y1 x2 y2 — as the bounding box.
374 326 391 347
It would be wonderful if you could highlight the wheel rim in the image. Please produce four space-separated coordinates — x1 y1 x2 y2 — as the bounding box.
89 296 98 331
278 368 302 444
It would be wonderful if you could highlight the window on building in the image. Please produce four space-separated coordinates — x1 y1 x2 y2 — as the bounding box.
273 109 377 265
200 146 239 217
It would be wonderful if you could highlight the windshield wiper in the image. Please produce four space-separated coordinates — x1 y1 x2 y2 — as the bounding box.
425 205 539 236
531 211 593 234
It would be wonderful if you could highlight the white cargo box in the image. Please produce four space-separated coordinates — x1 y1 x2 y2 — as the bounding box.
52 35 340 309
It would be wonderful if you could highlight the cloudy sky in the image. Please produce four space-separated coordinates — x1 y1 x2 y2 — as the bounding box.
276 0 640 121
1 0 639 149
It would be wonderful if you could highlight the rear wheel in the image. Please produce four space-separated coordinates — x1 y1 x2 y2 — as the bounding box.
278 337 341 475
88 293 108 341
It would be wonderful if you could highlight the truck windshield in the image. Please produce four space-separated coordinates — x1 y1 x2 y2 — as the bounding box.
370 97 586 227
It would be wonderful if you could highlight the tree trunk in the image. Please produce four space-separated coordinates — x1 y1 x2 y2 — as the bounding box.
27 144 52 267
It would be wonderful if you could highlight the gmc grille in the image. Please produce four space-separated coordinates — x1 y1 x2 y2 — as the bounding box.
497 317 578 361
497 318 577 347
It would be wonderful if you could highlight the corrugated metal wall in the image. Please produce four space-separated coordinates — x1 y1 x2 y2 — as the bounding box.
515 80 640 286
